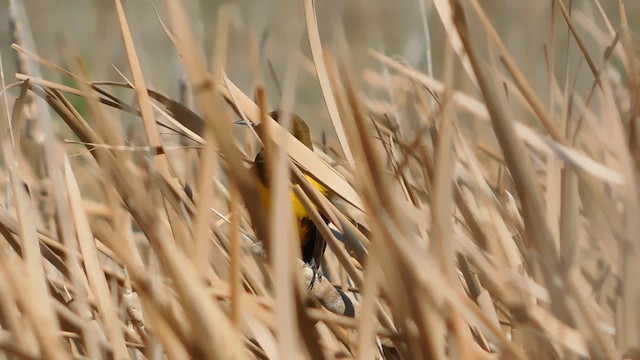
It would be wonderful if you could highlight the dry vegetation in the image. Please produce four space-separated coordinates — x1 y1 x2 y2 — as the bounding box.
0 0 639 359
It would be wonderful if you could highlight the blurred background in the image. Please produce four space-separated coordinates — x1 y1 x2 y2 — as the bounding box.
1 0 639 138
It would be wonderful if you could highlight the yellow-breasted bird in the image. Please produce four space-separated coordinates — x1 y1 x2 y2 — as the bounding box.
252 111 328 276
169 102 355 316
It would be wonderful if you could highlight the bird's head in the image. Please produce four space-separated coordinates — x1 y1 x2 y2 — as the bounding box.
235 110 313 150
268 111 313 150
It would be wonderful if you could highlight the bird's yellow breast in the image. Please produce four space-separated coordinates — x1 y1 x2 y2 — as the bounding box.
258 175 328 245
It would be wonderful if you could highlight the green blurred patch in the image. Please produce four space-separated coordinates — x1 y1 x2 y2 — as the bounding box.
60 57 92 119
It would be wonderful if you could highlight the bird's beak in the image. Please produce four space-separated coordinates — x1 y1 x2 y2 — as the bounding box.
234 119 256 127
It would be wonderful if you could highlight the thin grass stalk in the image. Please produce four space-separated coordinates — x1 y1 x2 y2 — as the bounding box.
304 0 355 167
190 3 231 276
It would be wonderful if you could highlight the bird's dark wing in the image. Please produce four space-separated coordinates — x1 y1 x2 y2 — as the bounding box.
299 216 328 271
253 149 268 185
312 224 327 271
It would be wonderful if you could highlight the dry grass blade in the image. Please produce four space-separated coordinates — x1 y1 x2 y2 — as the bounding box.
114 0 166 159
432 0 478 86
555 0 599 81
303 0 355 167
64 158 129 357
430 41 457 282
9 170 67 360
515 124 624 184
190 3 228 276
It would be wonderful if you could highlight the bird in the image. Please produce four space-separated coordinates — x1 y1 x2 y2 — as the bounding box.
249 111 355 317
251 111 328 280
